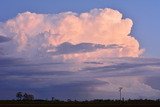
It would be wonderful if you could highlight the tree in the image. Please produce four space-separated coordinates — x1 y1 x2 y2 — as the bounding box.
23 93 34 100
52 97 55 101
28 94 34 100
16 92 23 100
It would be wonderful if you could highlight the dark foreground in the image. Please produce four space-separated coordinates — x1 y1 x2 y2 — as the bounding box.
0 99 160 107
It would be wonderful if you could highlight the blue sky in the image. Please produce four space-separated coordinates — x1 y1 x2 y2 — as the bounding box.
0 0 160 57
1 0 160 100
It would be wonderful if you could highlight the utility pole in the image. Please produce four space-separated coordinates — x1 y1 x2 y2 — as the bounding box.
119 87 123 100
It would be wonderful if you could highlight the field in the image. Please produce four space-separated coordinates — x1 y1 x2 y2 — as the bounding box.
0 100 160 107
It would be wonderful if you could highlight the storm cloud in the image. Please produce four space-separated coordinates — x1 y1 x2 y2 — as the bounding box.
1 8 159 100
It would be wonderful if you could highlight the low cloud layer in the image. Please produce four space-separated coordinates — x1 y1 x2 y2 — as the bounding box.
0 8 143 61
0 57 160 100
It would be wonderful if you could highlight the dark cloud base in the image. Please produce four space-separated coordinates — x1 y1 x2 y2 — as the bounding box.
0 57 160 100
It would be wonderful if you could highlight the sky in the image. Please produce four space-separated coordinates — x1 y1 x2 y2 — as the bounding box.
0 0 160 100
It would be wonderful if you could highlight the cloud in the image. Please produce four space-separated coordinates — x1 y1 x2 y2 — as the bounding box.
95 76 160 99
1 8 156 100
1 57 160 99
81 57 160 77
0 36 11 55
143 76 160 90
0 8 144 61
0 57 24 66
0 35 10 43
50 42 122 55
82 59 160 73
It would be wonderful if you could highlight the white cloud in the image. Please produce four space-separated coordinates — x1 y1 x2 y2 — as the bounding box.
0 8 144 61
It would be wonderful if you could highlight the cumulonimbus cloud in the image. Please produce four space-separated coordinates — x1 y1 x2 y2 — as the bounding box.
0 8 144 61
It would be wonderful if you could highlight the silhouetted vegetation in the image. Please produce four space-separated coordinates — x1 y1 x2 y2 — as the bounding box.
16 92 23 100
0 99 160 106
0 92 159 106
16 92 34 100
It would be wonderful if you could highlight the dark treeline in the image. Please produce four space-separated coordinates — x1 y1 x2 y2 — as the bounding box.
0 92 160 106
1 99 160 105
16 92 34 100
